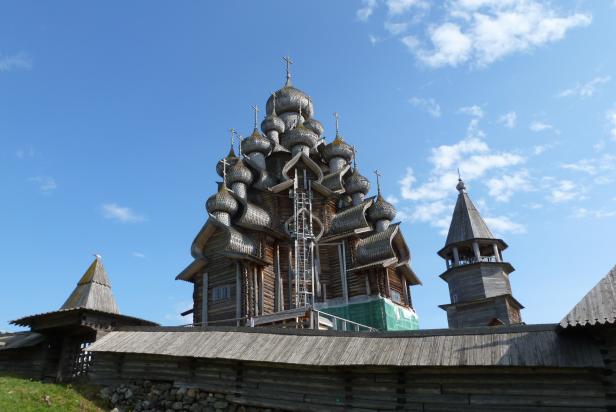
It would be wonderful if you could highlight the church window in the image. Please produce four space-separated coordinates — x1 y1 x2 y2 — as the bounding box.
212 286 231 301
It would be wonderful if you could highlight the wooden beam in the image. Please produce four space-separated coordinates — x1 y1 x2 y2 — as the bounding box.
202 272 208 327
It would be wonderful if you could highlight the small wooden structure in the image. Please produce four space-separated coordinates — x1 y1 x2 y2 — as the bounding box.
2 256 156 381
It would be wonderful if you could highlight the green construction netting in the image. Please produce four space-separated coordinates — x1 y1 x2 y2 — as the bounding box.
320 297 419 331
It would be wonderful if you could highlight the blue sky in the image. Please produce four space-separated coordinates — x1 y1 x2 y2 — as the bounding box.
2 0 616 331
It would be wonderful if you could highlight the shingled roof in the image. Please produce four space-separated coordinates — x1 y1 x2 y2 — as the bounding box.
60 256 119 314
87 324 603 368
561 265 616 328
445 191 495 246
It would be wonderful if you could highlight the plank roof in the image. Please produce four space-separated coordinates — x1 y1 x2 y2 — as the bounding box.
0 332 45 351
445 191 495 247
87 324 603 368
60 256 119 314
561 265 616 328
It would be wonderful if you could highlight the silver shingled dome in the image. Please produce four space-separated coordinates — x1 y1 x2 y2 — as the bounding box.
226 159 253 185
206 186 239 215
345 168 370 195
216 147 238 177
281 124 318 150
266 86 314 118
261 114 285 134
323 135 354 162
303 118 324 137
368 194 397 222
241 129 272 155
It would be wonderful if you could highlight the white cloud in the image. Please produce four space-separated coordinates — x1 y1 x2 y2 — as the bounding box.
101 203 145 223
355 0 377 21
486 170 533 202
369 34 381 45
459 105 484 118
409 96 441 117
498 111 517 128
483 216 527 235
16 147 35 159
558 76 611 98
386 0 428 15
571 208 616 219
416 23 472 67
401 35 420 49
529 121 553 132
607 107 616 141
547 180 580 203
0 51 32 72
28 176 57 193
385 21 409 35
533 142 557 155
132 252 146 258
561 155 616 185
398 1 591 68
357 0 377 21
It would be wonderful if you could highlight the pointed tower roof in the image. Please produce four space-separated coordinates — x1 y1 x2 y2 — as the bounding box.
444 179 495 247
59 256 120 314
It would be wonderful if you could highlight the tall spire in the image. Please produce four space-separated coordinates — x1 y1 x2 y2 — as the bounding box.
374 169 382 198
351 145 357 169
334 112 340 137
282 55 293 87
60 256 120 314
228 128 237 157
251 105 259 130
456 168 466 194
445 180 494 246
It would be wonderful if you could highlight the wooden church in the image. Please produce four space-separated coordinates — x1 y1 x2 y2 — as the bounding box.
175 59 421 331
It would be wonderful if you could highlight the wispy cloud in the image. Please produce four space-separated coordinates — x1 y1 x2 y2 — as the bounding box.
486 170 533 202
385 21 409 35
132 252 146 258
409 96 441 117
357 0 377 21
0 51 32 72
28 176 57 193
558 76 611 98
390 1 591 68
547 179 581 203
484 216 527 236
498 111 517 128
572 207 616 219
101 203 145 223
529 121 553 132
16 146 35 159
386 0 428 16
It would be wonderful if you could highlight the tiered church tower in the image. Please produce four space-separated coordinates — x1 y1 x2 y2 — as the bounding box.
175 59 421 330
437 178 523 328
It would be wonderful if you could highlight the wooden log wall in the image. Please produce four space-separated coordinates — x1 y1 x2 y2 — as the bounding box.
0 346 47 379
88 352 610 411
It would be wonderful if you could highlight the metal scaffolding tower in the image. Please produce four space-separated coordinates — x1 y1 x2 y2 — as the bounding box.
289 169 316 308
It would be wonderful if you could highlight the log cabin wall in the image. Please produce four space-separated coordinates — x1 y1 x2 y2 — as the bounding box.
89 352 610 411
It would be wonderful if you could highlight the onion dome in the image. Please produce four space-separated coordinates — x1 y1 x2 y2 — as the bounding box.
241 128 272 155
282 123 318 150
323 135 354 162
368 194 397 222
345 168 370 195
266 86 314 119
261 114 285 135
206 185 239 215
304 118 324 137
226 159 253 185
216 146 238 177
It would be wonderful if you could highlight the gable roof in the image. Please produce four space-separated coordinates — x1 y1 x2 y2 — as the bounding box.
60 257 119 314
561 265 616 328
445 192 495 246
